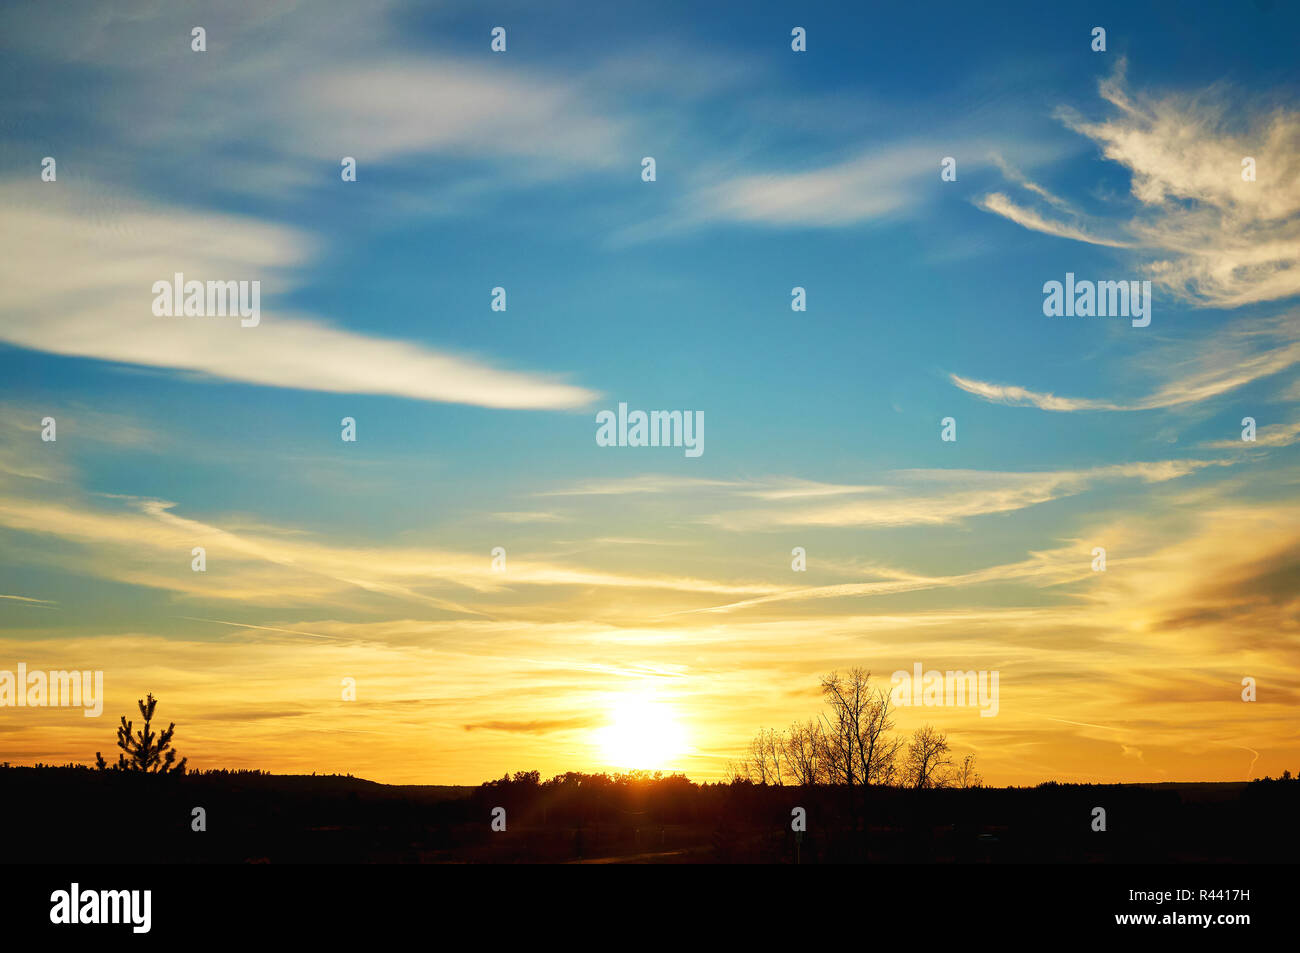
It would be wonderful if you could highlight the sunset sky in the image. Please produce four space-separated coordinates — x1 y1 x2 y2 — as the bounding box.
2 0 1298 785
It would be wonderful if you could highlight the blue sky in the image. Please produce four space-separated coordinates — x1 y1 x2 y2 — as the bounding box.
2 0 1298 784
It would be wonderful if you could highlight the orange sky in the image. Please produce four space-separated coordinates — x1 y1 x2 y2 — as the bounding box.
4 486 1297 785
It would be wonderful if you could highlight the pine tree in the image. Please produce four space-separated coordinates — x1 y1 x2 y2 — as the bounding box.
95 693 187 774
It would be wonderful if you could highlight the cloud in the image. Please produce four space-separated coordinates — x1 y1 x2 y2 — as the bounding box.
290 63 626 169
463 717 599 735
1202 419 1300 449
682 542 1099 615
977 191 1128 247
737 478 885 501
5 490 1298 783
951 312 1300 411
0 0 627 197
980 61 1300 308
625 142 1024 242
0 594 57 606
0 488 794 614
0 181 596 409
689 145 936 228
609 132 1049 244
1089 502 1300 657
706 461 1221 530
989 155 1074 211
1277 377 1300 403
540 476 745 496
949 374 1125 412
542 475 888 500
977 192 1132 248
492 512 567 524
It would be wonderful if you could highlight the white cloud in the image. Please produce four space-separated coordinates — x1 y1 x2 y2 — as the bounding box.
493 511 567 523
289 63 626 169
0 181 596 409
0 0 630 209
977 192 1131 248
540 475 745 496
684 542 1099 614
705 462 1221 530
1202 419 1300 449
691 146 935 227
0 486 792 613
979 62 1300 309
951 312 1300 412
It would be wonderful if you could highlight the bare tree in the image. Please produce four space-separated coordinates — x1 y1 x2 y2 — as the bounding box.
820 668 869 787
761 727 786 785
951 753 982 789
745 733 769 784
875 743 901 787
739 673 973 797
746 727 787 785
722 760 750 784
783 718 828 786
857 688 901 787
820 668 900 790
904 725 951 789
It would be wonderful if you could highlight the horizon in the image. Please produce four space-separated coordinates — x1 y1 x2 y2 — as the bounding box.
3 0 1299 788
6 760 1290 789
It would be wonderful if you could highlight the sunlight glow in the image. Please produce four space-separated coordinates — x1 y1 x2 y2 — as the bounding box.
595 692 688 771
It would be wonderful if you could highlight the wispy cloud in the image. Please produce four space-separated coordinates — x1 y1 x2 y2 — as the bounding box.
0 0 628 201
0 182 596 410
7 491 1296 783
540 475 745 497
951 312 1300 411
0 489 794 614
0 594 58 606
1201 419 1300 449
291 62 626 170
977 191 1132 248
464 717 600 735
492 511 567 524
683 541 1099 614
706 461 1222 530
689 144 938 228
616 141 1026 244
543 475 887 500
980 61 1300 308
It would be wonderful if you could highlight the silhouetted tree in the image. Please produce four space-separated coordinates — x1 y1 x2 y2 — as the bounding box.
722 759 750 784
783 718 829 786
745 728 786 785
95 693 187 774
951 753 982 788
821 668 900 788
904 725 951 789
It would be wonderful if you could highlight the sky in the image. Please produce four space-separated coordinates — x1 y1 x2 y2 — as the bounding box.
1 0 1298 785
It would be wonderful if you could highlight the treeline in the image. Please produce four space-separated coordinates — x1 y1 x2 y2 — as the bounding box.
728 668 981 790
3 764 1298 862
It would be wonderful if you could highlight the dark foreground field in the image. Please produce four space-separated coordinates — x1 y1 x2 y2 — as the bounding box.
4 766 1296 864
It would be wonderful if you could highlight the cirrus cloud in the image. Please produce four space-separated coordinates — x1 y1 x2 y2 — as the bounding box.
979 61 1300 309
0 181 596 410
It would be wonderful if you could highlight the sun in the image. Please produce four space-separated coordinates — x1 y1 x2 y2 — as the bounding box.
595 693 687 771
